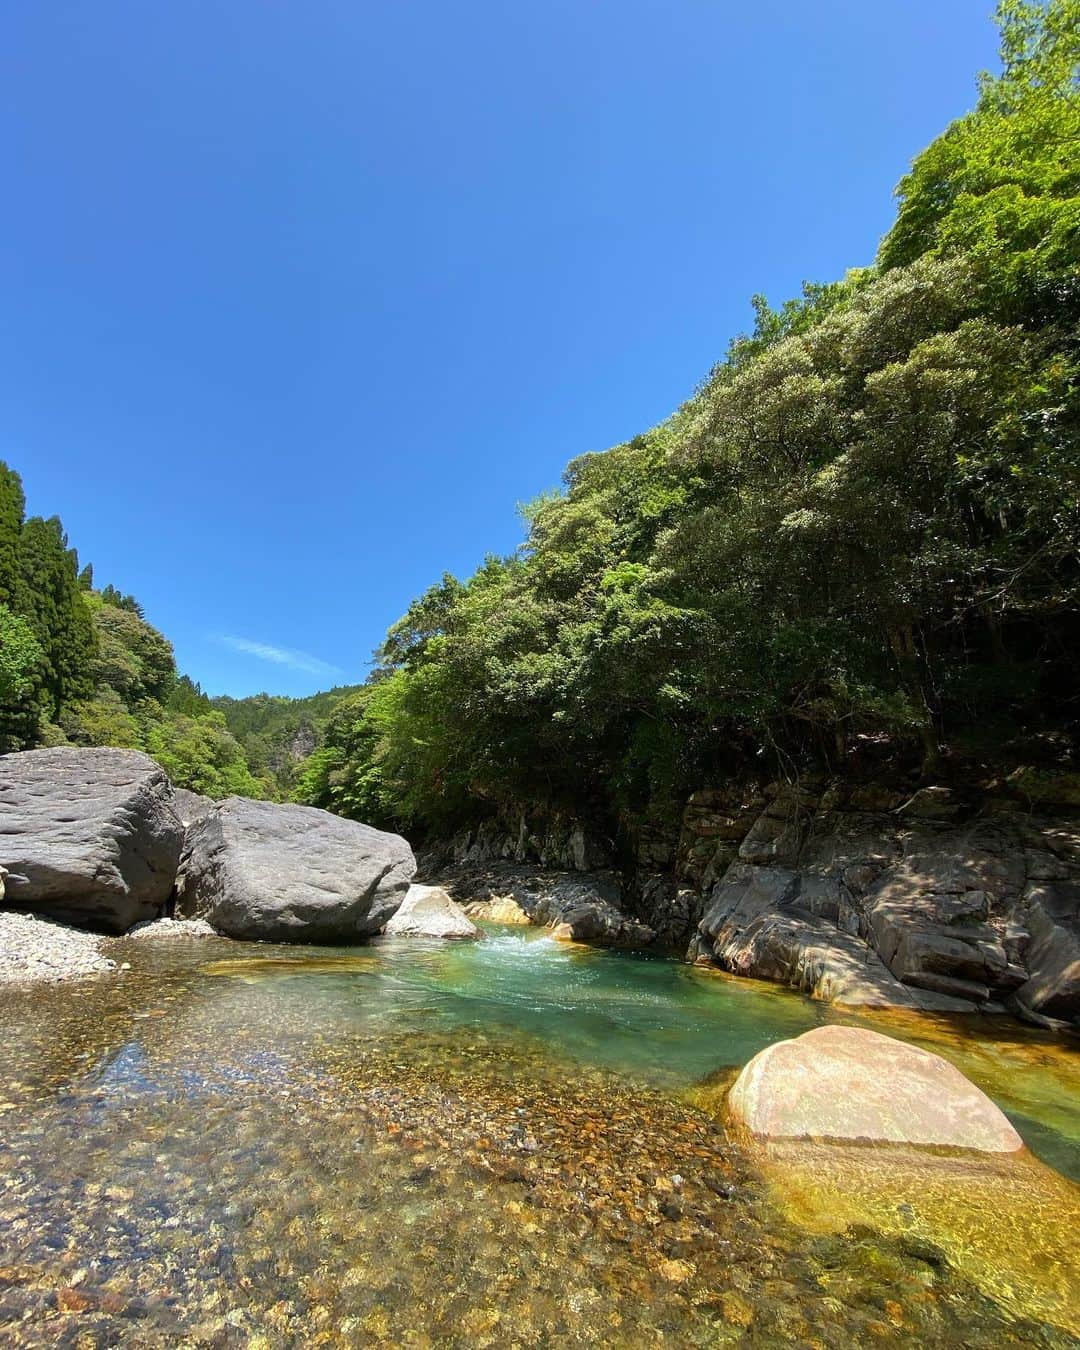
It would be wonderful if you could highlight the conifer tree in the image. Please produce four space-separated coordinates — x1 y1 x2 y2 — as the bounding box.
18 516 97 716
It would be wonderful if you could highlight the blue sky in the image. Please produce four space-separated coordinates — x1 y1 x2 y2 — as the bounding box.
2 1 1000 697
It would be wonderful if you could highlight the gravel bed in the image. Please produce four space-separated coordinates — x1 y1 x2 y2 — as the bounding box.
0 910 116 984
124 916 220 940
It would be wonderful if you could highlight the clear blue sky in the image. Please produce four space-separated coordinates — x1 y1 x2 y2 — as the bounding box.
2 1 1000 697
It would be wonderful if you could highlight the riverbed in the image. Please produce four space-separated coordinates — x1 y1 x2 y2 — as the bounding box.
0 924 1077 1345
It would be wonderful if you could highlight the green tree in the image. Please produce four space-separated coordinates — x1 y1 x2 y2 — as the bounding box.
0 463 27 612
145 711 260 797
18 516 97 716
0 603 44 750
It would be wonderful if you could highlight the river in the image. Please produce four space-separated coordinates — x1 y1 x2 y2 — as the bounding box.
0 924 1076 1345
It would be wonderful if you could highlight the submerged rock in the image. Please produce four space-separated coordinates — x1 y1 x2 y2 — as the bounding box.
728 1025 1024 1153
0 746 184 932
384 884 479 939
174 797 415 943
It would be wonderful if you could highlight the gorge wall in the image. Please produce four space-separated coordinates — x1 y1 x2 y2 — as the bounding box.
424 773 1080 1030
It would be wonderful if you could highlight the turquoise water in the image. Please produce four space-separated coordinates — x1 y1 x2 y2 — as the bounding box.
379 925 825 1084
0 924 1077 1346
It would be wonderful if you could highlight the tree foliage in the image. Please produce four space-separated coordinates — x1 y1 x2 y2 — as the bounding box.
307 3 1079 839
0 461 259 794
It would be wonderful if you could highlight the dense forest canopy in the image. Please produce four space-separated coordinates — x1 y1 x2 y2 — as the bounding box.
297 0 1079 837
2 2 1076 844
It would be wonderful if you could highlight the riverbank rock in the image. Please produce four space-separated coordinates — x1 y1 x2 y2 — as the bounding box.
0 910 115 983
688 783 1080 1021
384 884 479 939
435 864 655 947
0 747 184 932
464 895 531 924
174 797 415 943
728 1025 1024 1153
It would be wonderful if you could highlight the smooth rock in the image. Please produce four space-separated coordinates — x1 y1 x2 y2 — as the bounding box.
384 884 479 939
728 1025 1024 1153
174 797 415 943
0 747 183 932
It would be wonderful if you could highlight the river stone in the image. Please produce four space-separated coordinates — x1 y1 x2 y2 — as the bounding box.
0 746 184 932
384 883 479 939
174 797 416 943
728 1025 1024 1153
464 895 531 925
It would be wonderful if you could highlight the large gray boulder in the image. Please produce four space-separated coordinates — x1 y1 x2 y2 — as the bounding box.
174 796 415 942
728 1025 1024 1153
0 747 184 933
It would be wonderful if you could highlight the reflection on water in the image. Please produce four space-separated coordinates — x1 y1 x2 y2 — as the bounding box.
0 925 1077 1346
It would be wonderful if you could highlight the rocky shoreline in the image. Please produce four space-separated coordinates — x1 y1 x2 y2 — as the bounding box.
426 780 1080 1031
0 746 478 985
1 744 1077 1033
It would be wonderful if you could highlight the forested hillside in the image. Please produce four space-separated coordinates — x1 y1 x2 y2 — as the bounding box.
296 1 1079 839
0 464 262 796
214 685 364 799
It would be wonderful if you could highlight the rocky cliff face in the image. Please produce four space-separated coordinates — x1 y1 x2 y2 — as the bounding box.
681 780 1079 1025
419 808 615 875
424 780 1080 1028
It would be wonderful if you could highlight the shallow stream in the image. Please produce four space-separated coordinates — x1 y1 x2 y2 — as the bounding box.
0 924 1077 1345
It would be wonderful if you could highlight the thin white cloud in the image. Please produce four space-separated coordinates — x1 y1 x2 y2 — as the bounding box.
217 634 344 678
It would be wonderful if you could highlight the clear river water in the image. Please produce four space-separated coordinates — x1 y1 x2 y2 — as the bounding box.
0 923 1077 1346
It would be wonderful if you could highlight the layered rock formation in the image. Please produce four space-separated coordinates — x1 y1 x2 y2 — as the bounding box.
428 776 1079 1026
174 797 415 943
687 781 1080 1023
421 810 614 874
0 747 184 932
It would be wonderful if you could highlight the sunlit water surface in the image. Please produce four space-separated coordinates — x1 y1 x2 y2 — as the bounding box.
0 923 1077 1346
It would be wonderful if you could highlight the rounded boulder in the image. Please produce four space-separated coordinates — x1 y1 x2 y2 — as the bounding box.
728 1024 1023 1153
384 883 479 939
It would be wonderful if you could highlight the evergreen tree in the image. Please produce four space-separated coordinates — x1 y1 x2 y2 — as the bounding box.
0 462 27 612
18 516 97 716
